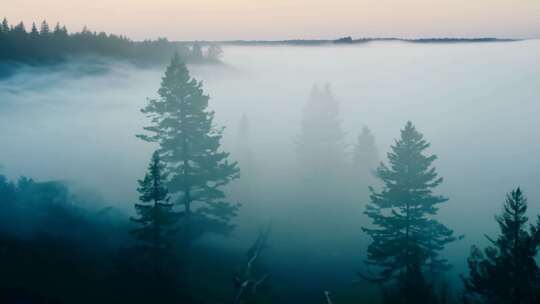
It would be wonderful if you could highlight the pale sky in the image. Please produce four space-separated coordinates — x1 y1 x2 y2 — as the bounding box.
4 0 540 40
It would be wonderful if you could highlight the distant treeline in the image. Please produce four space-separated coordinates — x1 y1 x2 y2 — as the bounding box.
0 18 223 65
218 36 517 46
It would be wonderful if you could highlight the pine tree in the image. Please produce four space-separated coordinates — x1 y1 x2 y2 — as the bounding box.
296 84 346 186
353 125 379 184
39 21 50 35
131 151 181 273
361 121 456 286
0 18 9 33
138 53 240 242
53 22 62 34
30 22 39 38
462 188 540 304
12 22 26 34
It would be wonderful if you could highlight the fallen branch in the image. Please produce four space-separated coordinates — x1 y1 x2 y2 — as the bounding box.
233 225 271 304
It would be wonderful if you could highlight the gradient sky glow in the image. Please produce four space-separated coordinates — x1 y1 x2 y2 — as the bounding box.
4 0 540 40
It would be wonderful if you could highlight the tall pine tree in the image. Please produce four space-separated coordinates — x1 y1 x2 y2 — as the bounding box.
131 151 181 274
361 122 455 290
138 53 240 242
296 84 346 192
462 188 540 304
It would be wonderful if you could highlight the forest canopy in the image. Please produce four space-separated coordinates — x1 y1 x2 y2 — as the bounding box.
0 18 223 66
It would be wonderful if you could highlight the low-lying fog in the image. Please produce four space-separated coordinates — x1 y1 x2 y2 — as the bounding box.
1 40 539 291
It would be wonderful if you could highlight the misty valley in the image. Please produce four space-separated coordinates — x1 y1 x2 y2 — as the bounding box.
1 20 540 304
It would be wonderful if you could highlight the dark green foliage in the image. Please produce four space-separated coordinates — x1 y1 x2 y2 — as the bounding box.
0 174 196 304
131 152 181 261
382 249 440 304
0 175 85 238
0 18 9 33
29 22 39 37
362 121 456 284
0 174 16 203
0 18 221 66
139 54 240 242
462 188 540 304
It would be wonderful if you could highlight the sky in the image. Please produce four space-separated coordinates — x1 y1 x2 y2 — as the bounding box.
3 0 540 41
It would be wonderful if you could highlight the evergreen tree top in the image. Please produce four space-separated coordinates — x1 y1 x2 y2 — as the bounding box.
137 151 168 204
39 20 50 35
0 18 8 33
375 121 446 212
488 187 540 254
30 22 38 32
139 52 215 148
158 53 206 102
463 188 540 304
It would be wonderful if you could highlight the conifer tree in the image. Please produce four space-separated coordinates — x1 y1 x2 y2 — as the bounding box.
30 22 39 37
296 84 346 186
462 188 540 304
139 53 240 242
131 151 181 272
1 18 10 33
352 125 379 185
39 21 50 35
361 122 456 287
12 22 26 34
54 23 62 34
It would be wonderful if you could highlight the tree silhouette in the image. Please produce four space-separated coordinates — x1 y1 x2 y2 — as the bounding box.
462 188 540 304
138 53 240 243
352 125 379 189
30 23 39 38
0 18 221 66
0 18 9 33
296 84 346 188
361 122 456 294
131 151 181 275
39 21 50 35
